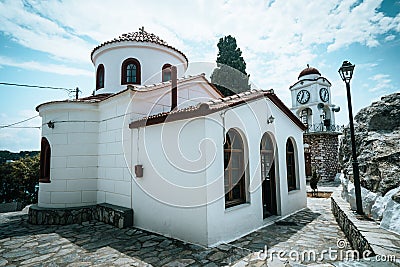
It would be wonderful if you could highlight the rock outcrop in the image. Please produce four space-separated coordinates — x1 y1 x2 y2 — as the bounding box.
339 92 400 199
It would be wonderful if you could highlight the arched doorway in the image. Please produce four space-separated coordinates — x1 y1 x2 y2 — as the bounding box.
260 133 277 218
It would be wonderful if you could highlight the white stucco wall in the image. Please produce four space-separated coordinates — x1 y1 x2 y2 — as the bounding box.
129 76 222 120
204 97 306 246
37 86 306 247
131 118 208 245
92 42 187 94
128 96 306 246
37 77 220 210
38 103 99 208
97 92 132 208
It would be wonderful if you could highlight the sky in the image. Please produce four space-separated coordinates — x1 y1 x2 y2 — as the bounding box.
0 0 399 152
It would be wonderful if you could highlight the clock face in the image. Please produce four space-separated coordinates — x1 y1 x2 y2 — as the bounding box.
320 88 329 102
297 90 310 104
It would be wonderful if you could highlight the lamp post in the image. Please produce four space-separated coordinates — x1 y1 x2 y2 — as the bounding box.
338 61 363 215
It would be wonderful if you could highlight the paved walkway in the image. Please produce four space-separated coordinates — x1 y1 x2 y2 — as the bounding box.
230 197 349 266
0 193 361 267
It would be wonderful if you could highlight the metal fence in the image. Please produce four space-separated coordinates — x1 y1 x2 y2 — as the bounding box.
305 124 344 133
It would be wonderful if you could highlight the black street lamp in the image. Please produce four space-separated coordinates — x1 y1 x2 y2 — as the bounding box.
338 61 363 215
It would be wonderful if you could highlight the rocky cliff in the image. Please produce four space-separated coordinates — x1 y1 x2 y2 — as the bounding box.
339 92 400 198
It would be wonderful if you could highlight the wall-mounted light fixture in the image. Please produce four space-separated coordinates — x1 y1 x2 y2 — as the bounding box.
267 115 275 124
47 121 54 129
135 164 143 178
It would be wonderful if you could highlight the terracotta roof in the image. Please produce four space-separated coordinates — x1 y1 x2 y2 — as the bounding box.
129 89 307 130
35 94 112 111
77 94 112 101
36 75 224 111
128 73 223 97
91 28 188 63
298 66 321 80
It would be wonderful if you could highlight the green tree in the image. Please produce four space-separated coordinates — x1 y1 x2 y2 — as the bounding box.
0 154 39 205
0 162 14 203
211 35 250 96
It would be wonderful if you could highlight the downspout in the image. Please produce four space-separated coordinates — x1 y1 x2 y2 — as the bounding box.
171 66 177 111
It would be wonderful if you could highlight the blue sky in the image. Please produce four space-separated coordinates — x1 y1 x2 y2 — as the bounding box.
0 0 399 152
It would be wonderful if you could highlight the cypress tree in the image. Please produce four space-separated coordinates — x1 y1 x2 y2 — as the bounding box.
211 35 250 96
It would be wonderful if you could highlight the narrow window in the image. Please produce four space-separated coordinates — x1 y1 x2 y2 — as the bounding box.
162 64 172 82
260 134 274 182
96 64 105 90
224 129 246 208
286 139 297 191
39 137 51 183
121 58 141 85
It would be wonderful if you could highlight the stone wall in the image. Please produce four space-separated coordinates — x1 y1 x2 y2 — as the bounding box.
331 189 400 263
28 203 133 229
331 193 374 255
304 132 340 181
0 202 23 213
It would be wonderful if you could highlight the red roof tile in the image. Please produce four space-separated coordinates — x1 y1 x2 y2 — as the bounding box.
91 28 188 63
129 89 307 131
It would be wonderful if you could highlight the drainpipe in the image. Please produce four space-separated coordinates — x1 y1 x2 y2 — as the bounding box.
171 66 177 111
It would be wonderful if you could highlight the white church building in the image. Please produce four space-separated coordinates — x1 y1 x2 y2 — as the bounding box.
32 28 307 247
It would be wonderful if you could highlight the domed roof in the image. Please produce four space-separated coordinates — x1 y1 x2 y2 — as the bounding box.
298 65 321 79
91 27 188 63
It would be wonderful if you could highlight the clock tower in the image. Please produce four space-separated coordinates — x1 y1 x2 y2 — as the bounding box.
289 65 341 181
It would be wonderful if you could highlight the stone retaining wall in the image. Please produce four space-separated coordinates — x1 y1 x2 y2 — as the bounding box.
28 203 133 229
331 186 400 264
0 202 23 213
331 193 374 255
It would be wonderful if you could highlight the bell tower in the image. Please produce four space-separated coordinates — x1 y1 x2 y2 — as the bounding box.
289 65 341 181
290 64 339 130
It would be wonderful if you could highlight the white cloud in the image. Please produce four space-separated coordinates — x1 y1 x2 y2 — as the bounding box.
0 56 92 76
0 0 94 63
0 110 41 152
370 74 390 81
385 34 396 41
1 0 398 64
369 73 393 92
0 0 399 151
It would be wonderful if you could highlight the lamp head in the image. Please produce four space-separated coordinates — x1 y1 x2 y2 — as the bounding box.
338 61 355 83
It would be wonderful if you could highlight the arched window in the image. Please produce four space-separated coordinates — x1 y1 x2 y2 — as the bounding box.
260 133 274 181
224 129 246 208
260 133 277 217
96 64 105 90
162 64 172 82
286 138 297 191
39 137 51 183
121 58 141 85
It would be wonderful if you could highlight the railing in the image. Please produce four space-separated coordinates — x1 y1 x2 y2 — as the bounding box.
305 124 344 133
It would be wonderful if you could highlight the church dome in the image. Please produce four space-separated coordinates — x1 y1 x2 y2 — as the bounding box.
91 27 188 94
298 65 321 80
91 28 188 63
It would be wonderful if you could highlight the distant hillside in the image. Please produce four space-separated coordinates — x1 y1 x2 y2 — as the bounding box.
0 150 39 163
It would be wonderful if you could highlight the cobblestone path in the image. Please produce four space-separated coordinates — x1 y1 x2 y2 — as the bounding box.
0 197 350 266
